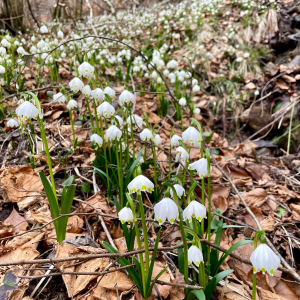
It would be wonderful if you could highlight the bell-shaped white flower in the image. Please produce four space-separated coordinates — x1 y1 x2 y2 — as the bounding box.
127 115 143 129
40 25 48 34
127 175 154 194
104 87 116 99
179 98 187 107
140 128 153 141
193 85 200 92
78 62 94 78
154 134 162 146
154 198 179 225
182 127 201 146
106 125 122 140
170 184 185 198
188 158 211 178
167 59 178 69
194 108 201 115
119 90 135 106
250 243 280 276
53 92 66 103
175 146 189 163
170 134 182 147
16 101 39 120
0 65 5 74
114 115 124 127
69 77 84 93
91 88 104 101
7 119 19 128
188 245 203 266
118 207 134 224
82 85 92 97
57 30 64 39
67 99 78 110
97 102 115 118
90 133 103 147
183 201 206 222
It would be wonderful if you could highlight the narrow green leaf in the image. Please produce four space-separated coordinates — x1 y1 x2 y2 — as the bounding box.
192 289 206 300
124 148 144 188
62 176 74 187
146 266 168 298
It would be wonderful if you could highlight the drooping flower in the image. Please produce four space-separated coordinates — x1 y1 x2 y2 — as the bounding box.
90 134 103 147
104 87 116 99
175 146 189 163
167 59 178 69
82 85 92 97
106 125 122 140
154 134 162 146
127 175 154 194
0 65 5 74
127 115 143 129
183 201 207 222
194 108 201 115
119 90 135 106
188 158 211 178
182 127 201 146
250 243 280 276
67 99 78 110
140 128 153 141
154 198 179 225
170 184 185 198
91 88 104 102
170 134 182 147
118 207 134 224
114 115 124 127
53 92 66 103
78 62 95 78
57 30 64 39
16 101 39 119
179 98 187 107
97 102 115 118
69 77 84 93
7 119 19 128
40 25 48 34
188 245 203 266
192 85 200 92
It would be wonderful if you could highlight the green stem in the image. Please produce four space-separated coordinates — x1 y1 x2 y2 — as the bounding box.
69 110 76 148
38 118 57 202
287 101 296 155
252 273 256 300
85 97 94 129
105 118 112 161
168 144 172 180
138 193 149 279
151 141 158 199
116 140 124 208
128 107 135 160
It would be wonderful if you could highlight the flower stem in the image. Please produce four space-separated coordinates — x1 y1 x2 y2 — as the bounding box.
151 141 158 199
85 97 94 129
92 98 100 133
252 273 256 300
38 118 57 202
69 110 76 148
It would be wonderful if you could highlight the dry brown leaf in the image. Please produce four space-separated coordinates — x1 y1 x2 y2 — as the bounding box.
0 165 44 209
169 269 185 300
4 209 28 233
3 232 41 251
212 195 228 213
96 269 133 291
241 188 267 207
66 215 84 233
260 214 275 232
258 287 296 300
234 141 257 156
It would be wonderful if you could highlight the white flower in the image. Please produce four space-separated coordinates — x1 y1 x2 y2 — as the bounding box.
188 158 211 178
69 77 84 93
7 119 19 128
127 115 143 129
16 101 39 119
104 87 116 99
106 125 122 140
82 85 92 97
163 69 170 76
119 90 135 106
167 59 178 69
175 146 189 163
250 243 280 276
78 62 94 78
57 30 64 39
170 184 185 198
127 175 154 194
40 25 49 33
114 115 124 127
244 52 250 58
90 133 103 146
188 245 203 266
154 198 179 225
154 134 162 146
170 134 182 147
236 57 243 62
118 207 134 224
254 90 259 96
179 98 187 107
97 102 115 118
183 201 206 222
193 85 200 92
17 46 25 55
67 99 78 110
91 88 104 101
140 128 153 141
194 108 201 115
0 65 5 74
182 127 201 147
53 92 66 103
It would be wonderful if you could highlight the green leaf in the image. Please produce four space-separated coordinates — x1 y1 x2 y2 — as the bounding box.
205 270 233 300
124 148 144 188
146 266 168 299
62 176 74 187
91 168 114 186
177 244 184 275
212 240 253 276
210 219 223 274
192 289 206 300
81 182 90 193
